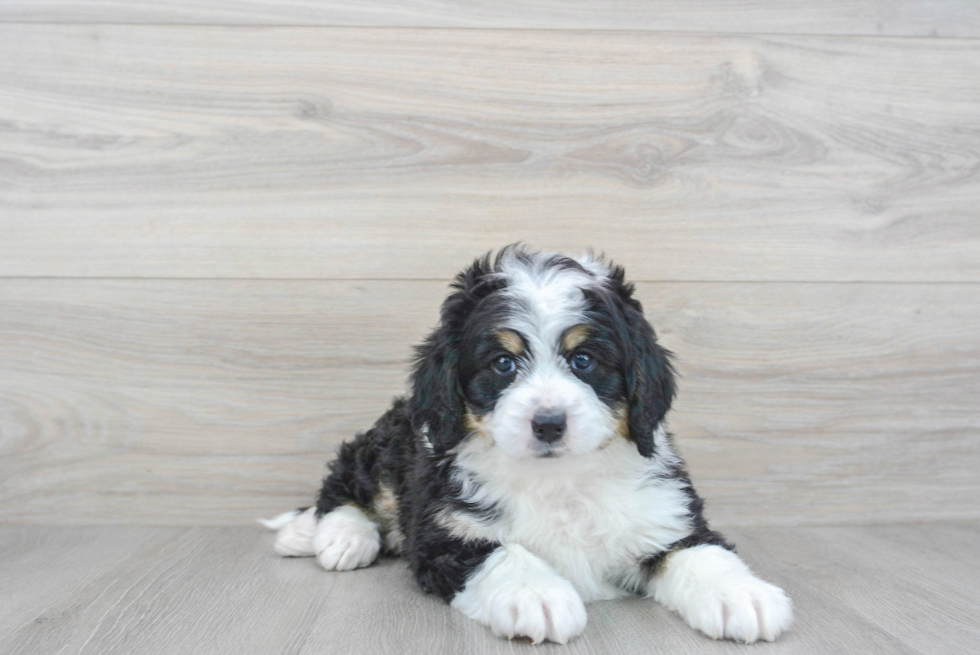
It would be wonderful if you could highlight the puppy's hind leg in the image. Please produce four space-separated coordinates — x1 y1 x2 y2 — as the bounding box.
313 505 382 571
303 400 411 570
259 507 318 557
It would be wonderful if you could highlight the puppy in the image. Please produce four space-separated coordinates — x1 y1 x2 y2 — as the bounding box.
261 246 792 644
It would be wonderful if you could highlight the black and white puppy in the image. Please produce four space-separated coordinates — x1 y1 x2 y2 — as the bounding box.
261 246 792 644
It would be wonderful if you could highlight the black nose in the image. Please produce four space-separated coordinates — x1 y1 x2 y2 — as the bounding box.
532 410 567 444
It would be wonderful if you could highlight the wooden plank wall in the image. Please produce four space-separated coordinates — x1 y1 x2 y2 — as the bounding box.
0 2 978 527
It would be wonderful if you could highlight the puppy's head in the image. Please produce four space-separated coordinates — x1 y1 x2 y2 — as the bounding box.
410 245 674 459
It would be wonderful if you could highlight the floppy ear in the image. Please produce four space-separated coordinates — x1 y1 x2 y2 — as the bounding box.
409 327 465 453
408 251 502 453
609 276 676 458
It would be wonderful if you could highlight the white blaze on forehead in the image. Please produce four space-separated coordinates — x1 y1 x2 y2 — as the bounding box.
481 250 617 459
497 252 600 352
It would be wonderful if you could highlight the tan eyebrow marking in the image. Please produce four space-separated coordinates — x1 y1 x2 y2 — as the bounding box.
562 324 591 351
497 329 524 356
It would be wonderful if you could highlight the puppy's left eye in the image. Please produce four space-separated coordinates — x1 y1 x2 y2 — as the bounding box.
570 353 594 372
492 355 516 375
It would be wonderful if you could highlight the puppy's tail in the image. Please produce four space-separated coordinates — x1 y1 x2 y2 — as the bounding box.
259 507 318 557
256 508 308 531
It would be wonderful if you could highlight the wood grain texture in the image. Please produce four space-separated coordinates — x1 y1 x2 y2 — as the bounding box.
1 279 977 526
1 524 978 654
2 1 980 37
2 26 979 281
0 526 186 640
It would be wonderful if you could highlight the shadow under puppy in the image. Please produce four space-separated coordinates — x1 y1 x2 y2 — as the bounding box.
261 245 792 644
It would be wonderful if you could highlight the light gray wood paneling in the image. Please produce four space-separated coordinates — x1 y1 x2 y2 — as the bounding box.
2 26 979 281
1 279 977 526
2 1 979 37
2 524 978 654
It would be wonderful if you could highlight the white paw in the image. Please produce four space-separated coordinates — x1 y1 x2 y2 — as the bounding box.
452 544 587 644
313 505 381 571
653 544 793 643
679 573 791 643
485 577 587 644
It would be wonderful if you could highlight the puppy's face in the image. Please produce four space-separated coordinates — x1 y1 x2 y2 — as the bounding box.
457 272 626 459
411 246 674 460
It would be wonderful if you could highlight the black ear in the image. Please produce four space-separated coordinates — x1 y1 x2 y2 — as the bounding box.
409 327 464 452
408 251 502 453
611 273 676 458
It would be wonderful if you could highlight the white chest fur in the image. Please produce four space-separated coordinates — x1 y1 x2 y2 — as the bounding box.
445 434 693 601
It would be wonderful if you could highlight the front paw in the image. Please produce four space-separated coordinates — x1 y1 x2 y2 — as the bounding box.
680 573 791 643
486 577 587 644
452 544 587 644
653 545 793 643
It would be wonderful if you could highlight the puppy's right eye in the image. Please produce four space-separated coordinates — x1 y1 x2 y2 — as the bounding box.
492 355 516 375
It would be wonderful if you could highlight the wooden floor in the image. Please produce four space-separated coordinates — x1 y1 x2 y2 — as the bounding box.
2 523 978 654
